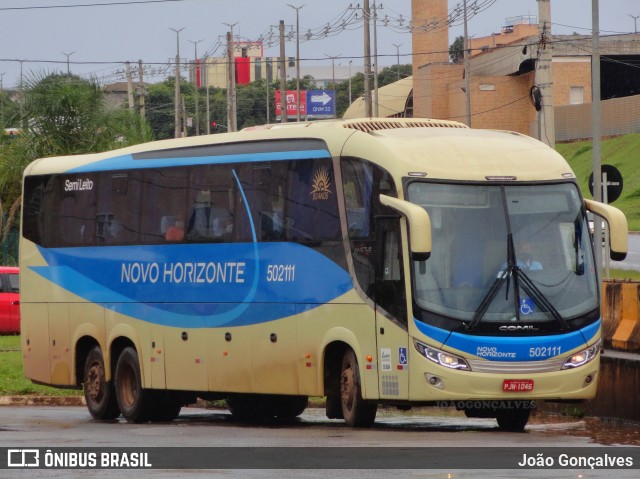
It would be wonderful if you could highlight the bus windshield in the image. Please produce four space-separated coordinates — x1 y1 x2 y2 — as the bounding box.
409 182 598 325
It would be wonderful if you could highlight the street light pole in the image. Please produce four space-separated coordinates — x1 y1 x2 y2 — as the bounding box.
628 13 640 33
170 27 185 138
288 4 306 121
324 54 339 90
62 51 75 75
392 43 403 80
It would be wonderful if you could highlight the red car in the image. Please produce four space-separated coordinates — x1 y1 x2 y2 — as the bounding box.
0 266 20 334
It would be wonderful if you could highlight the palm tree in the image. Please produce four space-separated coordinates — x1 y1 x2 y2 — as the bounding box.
0 72 153 262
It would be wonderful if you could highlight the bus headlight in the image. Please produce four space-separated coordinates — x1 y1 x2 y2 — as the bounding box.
562 340 601 369
414 339 471 371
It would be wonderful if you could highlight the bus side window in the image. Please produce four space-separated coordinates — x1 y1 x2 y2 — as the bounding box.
342 158 401 315
375 217 407 323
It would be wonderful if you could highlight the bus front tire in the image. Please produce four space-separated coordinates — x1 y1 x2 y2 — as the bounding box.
340 349 377 427
83 346 120 420
496 408 531 432
114 347 153 423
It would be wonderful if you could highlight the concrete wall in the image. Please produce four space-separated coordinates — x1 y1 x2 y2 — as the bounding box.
602 281 640 352
555 95 640 141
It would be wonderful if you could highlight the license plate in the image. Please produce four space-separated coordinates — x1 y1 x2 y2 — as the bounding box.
503 379 534 392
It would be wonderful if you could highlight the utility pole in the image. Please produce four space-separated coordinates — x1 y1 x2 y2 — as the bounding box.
224 23 239 132
125 61 135 111
138 59 145 119
629 13 640 33
372 1 379 117
181 94 188 137
189 39 203 135
0 73 4 130
279 20 288 123
463 0 471 127
204 55 210 134
363 0 372 117
536 0 555 147
62 51 74 75
288 4 305 121
392 43 403 80
592 0 603 277
19 59 25 130
170 27 185 138
348 60 352 105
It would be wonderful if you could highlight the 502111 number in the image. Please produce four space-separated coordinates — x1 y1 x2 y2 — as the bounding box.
266 264 296 282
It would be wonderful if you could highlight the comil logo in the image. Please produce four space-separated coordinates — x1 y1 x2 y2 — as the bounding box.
310 167 332 200
8 449 39 467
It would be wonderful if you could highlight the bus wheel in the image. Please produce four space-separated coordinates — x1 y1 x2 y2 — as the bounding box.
114 347 153 423
226 394 269 422
496 407 531 432
83 346 120 420
272 395 308 419
340 349 377 427
150 393 182 422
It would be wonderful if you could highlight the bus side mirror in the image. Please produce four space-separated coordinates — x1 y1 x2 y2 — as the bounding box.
584 199 628 261
380 194 432 261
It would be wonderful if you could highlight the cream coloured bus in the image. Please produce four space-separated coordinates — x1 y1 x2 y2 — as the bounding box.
20 118 627 430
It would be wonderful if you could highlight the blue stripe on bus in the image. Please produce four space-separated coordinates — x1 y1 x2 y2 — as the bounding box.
413 318 600 362
66 149 332 173
31 242 353 328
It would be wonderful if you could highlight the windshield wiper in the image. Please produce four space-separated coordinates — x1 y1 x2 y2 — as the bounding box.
518 270 569 331
466 233 517 331
466 232 569 332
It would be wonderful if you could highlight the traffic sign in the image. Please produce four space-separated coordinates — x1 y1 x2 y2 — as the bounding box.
306 89 336 116
588 164 623 203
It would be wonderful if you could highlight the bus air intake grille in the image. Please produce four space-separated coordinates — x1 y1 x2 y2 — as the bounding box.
342 119 468 133
467 356 567 374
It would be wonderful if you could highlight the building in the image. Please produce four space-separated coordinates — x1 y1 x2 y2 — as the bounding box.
411 0 640 141
189 40 362 92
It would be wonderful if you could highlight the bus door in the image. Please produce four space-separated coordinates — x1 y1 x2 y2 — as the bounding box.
374 216 409 400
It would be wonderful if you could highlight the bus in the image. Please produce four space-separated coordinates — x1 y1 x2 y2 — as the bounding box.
20 118 627 431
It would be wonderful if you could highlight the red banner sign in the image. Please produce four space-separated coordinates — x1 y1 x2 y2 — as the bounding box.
275 90 307 117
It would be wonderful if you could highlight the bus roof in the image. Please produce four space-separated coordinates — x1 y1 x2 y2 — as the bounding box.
24 118 575 184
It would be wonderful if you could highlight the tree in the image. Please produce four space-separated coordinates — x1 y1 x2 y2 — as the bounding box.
0 90 20 133
0 73 153 262
450 35 465 64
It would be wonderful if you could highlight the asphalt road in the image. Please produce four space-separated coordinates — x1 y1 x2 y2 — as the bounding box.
1 405 639 478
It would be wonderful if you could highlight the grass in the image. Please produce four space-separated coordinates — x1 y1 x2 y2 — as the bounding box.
0 335 80 396
556 133 640 231
607 268 640 281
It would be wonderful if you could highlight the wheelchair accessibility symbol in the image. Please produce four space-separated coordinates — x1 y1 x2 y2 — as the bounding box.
398 347 408 365
520 298 535 315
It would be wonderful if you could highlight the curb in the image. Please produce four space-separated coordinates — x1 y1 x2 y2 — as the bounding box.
0 396 86 406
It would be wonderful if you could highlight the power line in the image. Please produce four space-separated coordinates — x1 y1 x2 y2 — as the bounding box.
0 0 185 11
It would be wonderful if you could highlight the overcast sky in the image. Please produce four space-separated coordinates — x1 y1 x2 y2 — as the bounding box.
0 0 637 88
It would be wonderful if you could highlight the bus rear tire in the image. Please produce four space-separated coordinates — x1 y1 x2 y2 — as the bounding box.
340 349 377 427
114 347 153 423
83 346 120 420
150 393 182 422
